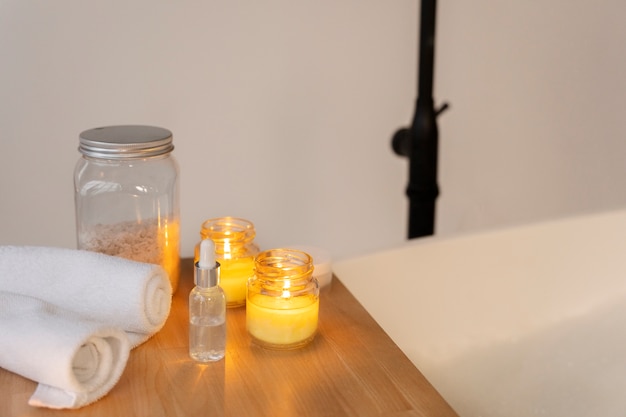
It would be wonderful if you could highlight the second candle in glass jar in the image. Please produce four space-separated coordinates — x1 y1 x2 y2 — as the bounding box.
246 248 319 350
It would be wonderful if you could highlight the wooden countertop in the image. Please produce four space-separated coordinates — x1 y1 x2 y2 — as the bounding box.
1 259 457 417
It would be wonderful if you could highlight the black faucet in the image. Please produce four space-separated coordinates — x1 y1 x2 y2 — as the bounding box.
392 0 448 239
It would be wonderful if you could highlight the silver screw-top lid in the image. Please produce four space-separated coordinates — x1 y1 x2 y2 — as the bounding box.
79 125 174 159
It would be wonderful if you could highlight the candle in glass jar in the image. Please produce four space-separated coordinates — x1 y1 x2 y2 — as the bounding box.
196 217 259 308
246 248 319 349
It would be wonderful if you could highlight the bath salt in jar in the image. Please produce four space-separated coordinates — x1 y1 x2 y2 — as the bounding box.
246 248 319 350
74 125 180 292
196 217 259 308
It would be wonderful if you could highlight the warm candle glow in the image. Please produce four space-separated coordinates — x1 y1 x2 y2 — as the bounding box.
246 248 319 349
218 256 255 305
246 293 319 348
197 217 259 307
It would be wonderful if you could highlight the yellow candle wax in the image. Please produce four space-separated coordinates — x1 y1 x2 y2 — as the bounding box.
219 256 255 307
246 293 319 348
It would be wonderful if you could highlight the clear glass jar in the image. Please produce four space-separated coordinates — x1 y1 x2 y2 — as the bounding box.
74 125 180 292
246 248 319 350
196 217 259 308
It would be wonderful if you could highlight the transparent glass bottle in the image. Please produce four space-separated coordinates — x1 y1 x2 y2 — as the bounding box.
246 248 319 350
196 217 259 308
74 125 180 291
189 239 226 362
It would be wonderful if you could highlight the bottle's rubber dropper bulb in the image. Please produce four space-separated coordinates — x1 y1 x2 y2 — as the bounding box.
195 239 219 287
199 239 215 269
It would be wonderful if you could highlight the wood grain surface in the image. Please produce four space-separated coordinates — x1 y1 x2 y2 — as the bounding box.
1 259 457 417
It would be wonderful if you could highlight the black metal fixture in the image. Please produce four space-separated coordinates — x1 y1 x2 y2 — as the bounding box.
392 0 448 239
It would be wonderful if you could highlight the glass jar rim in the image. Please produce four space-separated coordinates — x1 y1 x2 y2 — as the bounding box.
255 248 313 279
200 217 256 243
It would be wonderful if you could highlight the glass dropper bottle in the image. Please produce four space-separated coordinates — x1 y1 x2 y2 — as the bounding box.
189 239 226 362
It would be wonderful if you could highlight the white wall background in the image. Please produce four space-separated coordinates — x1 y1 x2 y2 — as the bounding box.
1 0 625 261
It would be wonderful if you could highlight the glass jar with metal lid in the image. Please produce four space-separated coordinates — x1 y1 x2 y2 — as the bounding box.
74 125 180 291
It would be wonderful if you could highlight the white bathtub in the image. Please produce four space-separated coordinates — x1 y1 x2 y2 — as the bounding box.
334 209 626 417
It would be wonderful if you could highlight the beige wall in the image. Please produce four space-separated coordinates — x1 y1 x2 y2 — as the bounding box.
1 0 625 260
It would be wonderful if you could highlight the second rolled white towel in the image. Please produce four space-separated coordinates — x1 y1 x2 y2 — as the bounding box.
0 291 131 409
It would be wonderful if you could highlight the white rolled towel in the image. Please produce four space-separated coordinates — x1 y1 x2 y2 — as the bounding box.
0 245 172 346
0 291 131 409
